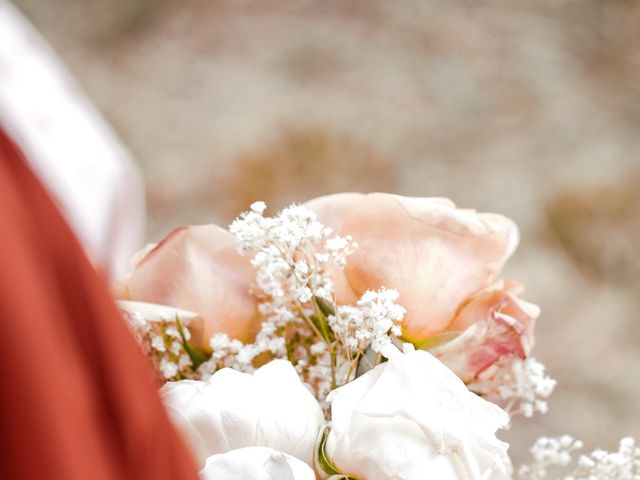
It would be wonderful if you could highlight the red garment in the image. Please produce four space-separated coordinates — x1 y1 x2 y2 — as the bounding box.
0 128 199 480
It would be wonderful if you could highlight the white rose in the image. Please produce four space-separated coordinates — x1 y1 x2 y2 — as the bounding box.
162 360 324 469
200 447 316 480
323 344 512 480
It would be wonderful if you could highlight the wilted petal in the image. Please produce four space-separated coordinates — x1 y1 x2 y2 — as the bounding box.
124 225 260 346
339 193 519 341
431 282 539 382
200 447 316 480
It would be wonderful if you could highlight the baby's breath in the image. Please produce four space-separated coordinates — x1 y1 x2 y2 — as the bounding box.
226 202 406 401
120 306 195 381
518 436 640 480
469 356 556 418
329 288 405 357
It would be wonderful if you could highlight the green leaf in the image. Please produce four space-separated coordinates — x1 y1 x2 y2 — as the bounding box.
310 314 334 344
175 315 208 370
314 295 335 317
317 428 342 477
312 296 336 343
317 428 359 479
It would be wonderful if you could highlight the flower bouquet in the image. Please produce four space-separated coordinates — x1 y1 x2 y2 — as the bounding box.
116 193 640 480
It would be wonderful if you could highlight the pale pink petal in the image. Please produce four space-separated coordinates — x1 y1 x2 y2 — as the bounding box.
501 278 524 295
325 264 360 306
126 225 261 347
431 287 538 382
111 242 157 298
447 281 539 334
305 193 365 304
477 213 520 265
304 192 365 234
446 284 507 333
512 296 541 320
130 242 158 268
340 193 517 341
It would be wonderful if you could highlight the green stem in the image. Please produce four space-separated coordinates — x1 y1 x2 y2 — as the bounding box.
296 307 325 341
330 348 337 390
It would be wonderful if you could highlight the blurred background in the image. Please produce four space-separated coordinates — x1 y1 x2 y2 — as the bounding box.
11 0 640 463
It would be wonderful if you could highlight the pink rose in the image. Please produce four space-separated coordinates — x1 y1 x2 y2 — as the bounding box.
117 225 261 348
430 280 539 382
305 193 520 343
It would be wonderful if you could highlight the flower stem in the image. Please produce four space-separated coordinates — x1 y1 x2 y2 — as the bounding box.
295 306 325 340
330 348 337 389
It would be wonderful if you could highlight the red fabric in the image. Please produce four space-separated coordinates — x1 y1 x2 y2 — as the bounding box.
0 128 199 480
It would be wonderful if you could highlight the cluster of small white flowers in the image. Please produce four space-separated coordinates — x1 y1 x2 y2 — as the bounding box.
303 350 338 408
518 436 583 480
226 202 357 389
518 436 640 480
196 333 254 378
213 202 407 402
329 288 405 355
230 201 355 313
297 349 353 411
120 309 193 380
469 356 556 418
567 437 640 480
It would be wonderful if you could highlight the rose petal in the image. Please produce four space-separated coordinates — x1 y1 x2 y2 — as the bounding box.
326 348 511 480
339 193 518 341
431 284 539 382
304 192 365 234
447 281 538 335
162 360 324 469
126 225 260 346
200 447 316 480
305 193 366 305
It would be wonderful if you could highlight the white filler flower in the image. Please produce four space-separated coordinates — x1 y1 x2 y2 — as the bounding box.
161 360 324 469
324 344 512 480
200 447 315 480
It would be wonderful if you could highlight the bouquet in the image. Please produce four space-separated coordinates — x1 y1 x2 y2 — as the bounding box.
116 193 640 480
